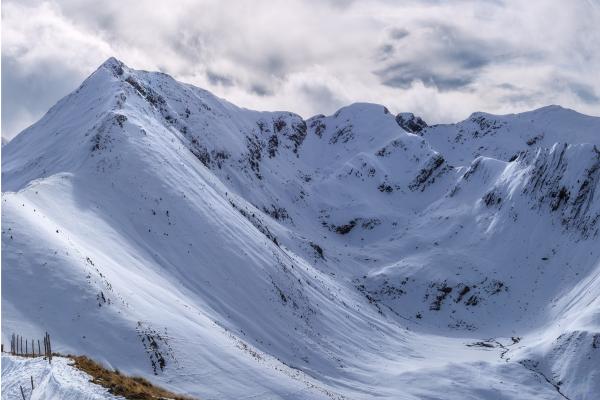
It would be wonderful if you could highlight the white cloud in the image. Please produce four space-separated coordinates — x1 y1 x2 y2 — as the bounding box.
2 0 599 140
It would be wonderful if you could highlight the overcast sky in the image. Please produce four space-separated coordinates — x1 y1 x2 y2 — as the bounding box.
2 0 599 140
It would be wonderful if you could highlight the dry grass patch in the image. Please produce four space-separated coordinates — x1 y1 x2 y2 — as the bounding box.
69 355 195 400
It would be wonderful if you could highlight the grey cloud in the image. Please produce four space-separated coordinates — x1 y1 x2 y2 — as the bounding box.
499 88 543 105
494 83 540 104
249 83 273 97
169 31 207 65
374 24 499 91
389 28 410 40
206 71 235 87
261 55 287 79
379 44 394 58
377 62 474 91
1 55 84 139
569 83 600 104
496 82 519 91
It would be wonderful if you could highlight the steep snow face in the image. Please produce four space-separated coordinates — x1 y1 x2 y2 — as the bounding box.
2 58 600 399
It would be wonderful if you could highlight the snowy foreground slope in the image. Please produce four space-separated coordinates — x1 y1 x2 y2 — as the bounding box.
1 355 122 400
2 58 600 399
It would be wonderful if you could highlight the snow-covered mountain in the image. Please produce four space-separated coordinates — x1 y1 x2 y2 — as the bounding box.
2 57 599 400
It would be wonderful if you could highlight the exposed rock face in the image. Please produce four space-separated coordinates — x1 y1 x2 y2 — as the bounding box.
395 112 428 134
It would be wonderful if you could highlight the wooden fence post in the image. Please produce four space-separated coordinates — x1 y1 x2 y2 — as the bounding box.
43 332 52 364
48 333 52 363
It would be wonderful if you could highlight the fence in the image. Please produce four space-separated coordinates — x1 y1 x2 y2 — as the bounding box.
7 332 53 363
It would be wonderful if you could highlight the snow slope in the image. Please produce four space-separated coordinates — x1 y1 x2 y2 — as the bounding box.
2 57 600 399
1 355 122 400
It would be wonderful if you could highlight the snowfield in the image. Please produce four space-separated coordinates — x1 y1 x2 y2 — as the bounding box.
2 58 599 399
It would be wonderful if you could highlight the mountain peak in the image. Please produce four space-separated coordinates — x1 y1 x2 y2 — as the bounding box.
102 56 122 66
97 56 127 78
101 56 125 69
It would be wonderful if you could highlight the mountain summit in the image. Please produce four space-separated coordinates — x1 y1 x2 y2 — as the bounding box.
2 58 600 399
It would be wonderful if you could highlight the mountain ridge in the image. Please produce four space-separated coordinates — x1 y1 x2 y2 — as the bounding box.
2 57 600 400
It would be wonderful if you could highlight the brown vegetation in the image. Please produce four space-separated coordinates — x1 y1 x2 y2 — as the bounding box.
69 355 194 400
